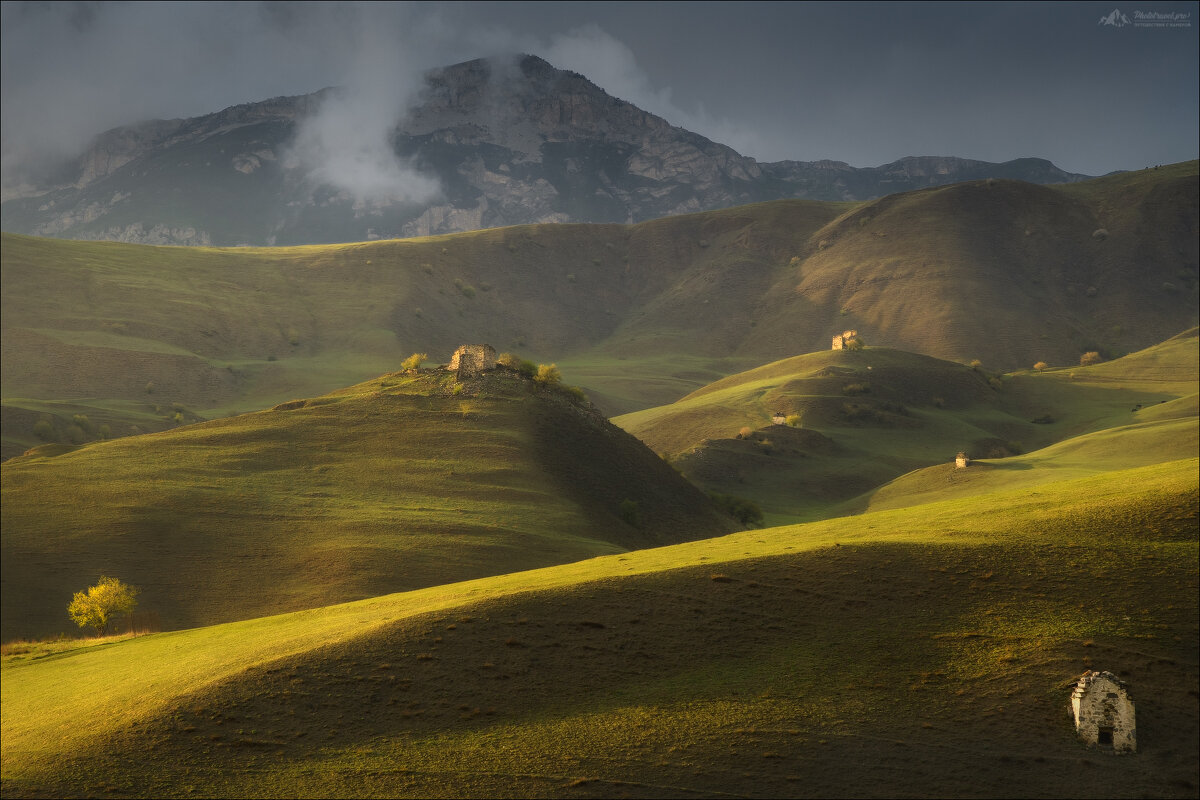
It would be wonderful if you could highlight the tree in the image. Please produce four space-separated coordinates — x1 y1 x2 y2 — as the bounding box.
68 576 139 636
534 363 561 387
401 352 427 371
1079 351 1104 366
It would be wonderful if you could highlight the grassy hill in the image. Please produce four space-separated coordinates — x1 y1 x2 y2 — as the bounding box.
2 423 1195 797
614 329 1199 523
0 366 736 641
3 163 1196 458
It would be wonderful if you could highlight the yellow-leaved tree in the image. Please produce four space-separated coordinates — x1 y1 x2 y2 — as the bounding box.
68 576 139 636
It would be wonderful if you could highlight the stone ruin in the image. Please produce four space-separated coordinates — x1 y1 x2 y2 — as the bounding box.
772 412 787 425
1070 670 1136 754
448 344 497 379
832 330 859 350
955 452 971 469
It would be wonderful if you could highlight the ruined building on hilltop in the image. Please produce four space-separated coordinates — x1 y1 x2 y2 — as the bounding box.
448 344 497 379
832 330 859 350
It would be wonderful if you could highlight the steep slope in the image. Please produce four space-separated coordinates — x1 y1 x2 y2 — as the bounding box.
2 164 1195 458
1 54 1091 246
615 331 1199 521
2 438 1195 798
0 366 737 640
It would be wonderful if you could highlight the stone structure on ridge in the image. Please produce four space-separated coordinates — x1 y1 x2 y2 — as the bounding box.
448 344 497 379
1070 670 1136 754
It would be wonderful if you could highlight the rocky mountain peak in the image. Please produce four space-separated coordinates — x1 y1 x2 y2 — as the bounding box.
1 54 1093 246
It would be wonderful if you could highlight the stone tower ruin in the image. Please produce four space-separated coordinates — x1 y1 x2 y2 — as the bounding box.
832 330 859 350
448 344 497 379
1070 670 1136 753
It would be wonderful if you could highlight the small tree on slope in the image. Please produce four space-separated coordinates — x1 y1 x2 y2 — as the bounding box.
68 576 139 636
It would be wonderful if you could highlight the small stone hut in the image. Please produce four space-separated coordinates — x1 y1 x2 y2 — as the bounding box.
832 330 859 350
772 412 787 425
448 344 497 379
955 452 971 469
1070 670 1136 753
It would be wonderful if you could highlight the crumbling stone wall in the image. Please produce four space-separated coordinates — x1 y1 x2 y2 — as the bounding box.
955 452 970 469
449 344 497 378
832 330 859 350
1070 670 1136 753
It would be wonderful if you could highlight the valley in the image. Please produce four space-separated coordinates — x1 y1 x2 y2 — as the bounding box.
1 164 1196 798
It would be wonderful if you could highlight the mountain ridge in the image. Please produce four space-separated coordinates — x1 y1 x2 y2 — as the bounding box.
1 54 1092 245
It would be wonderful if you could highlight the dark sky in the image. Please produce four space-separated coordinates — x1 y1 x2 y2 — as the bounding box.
2 0 1197 189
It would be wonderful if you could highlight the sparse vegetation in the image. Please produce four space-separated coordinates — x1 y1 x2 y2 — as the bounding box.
706 491 764 527
67 576 139 636
618 499 639 526
534 364 561 387
401 353 427 371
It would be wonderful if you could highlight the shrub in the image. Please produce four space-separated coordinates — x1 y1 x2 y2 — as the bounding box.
844 337 864 351
496 352 520 369
931 396 946 409
1092 228 1108 240
707 492 764 528
401 352 427 371
33 419 55 441
534 364 561 387
969 359 983 370
737 426 753 439
785 414 802 428
562 384 588 404
619 499 639 526
145 381 155 395
987 376 1003 390
68 576 138 636
1033 361 1048 371
842 382 870 396
1079 351 1104 366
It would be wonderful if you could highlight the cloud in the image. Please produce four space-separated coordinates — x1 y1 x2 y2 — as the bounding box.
281 5 442 205
0 2 454 201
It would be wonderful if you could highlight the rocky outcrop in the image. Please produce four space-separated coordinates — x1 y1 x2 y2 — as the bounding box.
1 55 1092 246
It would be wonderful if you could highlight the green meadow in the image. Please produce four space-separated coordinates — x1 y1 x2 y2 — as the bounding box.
0 166 1197 797
2 446 1195 797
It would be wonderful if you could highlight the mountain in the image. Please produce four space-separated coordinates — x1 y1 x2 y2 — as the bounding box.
0 54 1092 246
0 365 737 640
2 162 1194 458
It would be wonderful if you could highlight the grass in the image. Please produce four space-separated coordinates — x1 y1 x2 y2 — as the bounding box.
1 368 734 640
3 162 1195 456
2 448 1195 797
614 332 1197 523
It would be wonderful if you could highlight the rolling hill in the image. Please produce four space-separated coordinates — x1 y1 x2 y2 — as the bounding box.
2 163 1196 459
2 413 1195 798
614 329 1199 523
0 365 736 641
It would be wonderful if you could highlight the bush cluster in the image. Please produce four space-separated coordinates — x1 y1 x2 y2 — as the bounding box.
707 492 764 528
